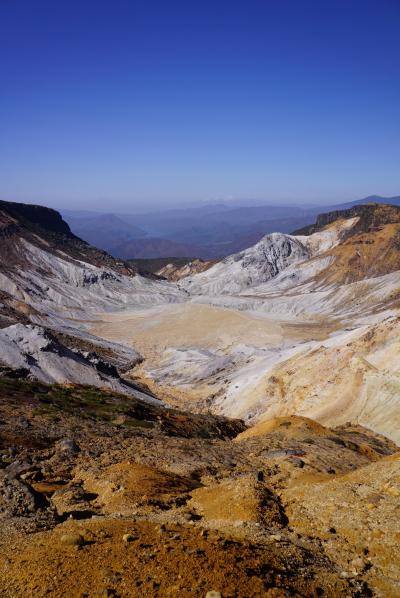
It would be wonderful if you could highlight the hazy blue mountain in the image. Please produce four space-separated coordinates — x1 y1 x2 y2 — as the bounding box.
322 195 400 211
61 212 147 253
62 195 400 259
109 237 203 259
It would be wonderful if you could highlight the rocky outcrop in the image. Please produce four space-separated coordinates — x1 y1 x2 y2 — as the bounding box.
157 258 216 281
180 233 310 295
0 200 138 277
0 323 159 404
293 202 400 236
0 200 72 236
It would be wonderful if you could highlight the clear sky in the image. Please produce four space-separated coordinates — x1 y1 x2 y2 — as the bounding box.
1 0 399 210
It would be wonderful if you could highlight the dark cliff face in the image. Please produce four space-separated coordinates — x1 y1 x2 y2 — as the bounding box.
0 200 73 236
293 203 400 236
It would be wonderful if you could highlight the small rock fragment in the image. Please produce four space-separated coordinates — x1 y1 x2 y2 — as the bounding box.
58 439 80 454
122 533 136 543
171 533 181 540
0 474 40 516
182 511 194 521
269 534 282 542
60 533 84 546
351 556 365 572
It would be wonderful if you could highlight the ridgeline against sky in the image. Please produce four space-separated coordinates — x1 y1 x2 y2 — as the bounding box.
0 0 399 209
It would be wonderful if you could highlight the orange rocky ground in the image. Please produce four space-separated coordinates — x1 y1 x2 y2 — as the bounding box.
0 379 398 596
317 221 400 285
283 452 400 597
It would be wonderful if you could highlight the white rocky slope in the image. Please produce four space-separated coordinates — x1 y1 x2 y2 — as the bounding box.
0 324 162 405
0 239 183 325
180 217 358 296
0 236 182 397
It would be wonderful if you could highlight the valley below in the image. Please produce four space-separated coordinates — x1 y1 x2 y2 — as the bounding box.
89 211 400 443
89 287 400 444
0 199 399 596
89 302 341 419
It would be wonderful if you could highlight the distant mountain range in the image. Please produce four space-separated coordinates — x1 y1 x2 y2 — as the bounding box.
330 194 400 210
61 195 400 259
110 237 203 260
62 212 147 250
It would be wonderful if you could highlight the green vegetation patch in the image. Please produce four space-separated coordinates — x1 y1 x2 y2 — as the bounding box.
0 377 156 426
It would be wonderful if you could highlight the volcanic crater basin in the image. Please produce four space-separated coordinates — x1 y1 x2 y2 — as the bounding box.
90 284 400 443
89 301 340 414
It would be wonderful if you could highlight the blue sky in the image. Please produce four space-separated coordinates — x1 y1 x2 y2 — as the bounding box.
0 0 399 210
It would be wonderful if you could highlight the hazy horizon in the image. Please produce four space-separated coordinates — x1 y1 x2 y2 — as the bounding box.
2 192 400 216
